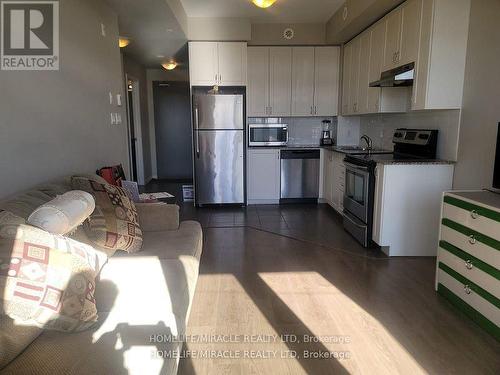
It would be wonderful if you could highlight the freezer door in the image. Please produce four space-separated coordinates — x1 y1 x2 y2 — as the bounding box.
195 130 244 204
193 94 244 130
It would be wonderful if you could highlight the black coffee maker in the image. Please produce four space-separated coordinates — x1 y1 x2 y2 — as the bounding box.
320 119 334 146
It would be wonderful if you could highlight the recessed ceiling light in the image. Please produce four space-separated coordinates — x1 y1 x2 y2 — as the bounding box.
166 28 174 32
252 0 277 8
157 55 165 58
118 37 131 48
162 61 177 70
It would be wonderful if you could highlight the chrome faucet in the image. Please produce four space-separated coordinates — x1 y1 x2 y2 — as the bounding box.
360 135 373 151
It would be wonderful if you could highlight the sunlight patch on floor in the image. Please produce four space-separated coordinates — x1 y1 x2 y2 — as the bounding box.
258 271 427 374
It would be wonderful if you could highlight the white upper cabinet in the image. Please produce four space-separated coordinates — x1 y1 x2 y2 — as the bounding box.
413 0 470 110
340 0 470 113
291 47 315 116
189 42 247 86
247 47 270 117
367 21 385 113
357 32 371 114
247 46 339 117
341 43 352 116
383 0 422 71
348 37 361 114
269 47 292 116
382 8 402 72
217 42 247 86
399 0 423 66
189 42 218 86
314 47 340 116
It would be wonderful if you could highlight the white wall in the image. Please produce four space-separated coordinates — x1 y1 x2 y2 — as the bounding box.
250 23 327 45
453 0 500 189
0 0 128 199
188 17 251 41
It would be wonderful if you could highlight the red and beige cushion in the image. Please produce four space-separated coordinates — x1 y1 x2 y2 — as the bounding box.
27 190 95 235
71 177 143 254
0 224 107 332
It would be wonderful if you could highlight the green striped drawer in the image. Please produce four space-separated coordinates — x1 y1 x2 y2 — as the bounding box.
439 241 500 281
442 218 500 252
444 195 500 223
439 262 500 309
437 283 500 341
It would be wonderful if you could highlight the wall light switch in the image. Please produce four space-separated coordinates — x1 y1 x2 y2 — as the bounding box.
116 94 122 106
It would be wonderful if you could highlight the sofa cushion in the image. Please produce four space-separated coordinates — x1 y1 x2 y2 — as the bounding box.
0 311 183 375
0 224 107 332
27 191 95 235
116 221 203 261
71 177 143 254
0 315 43 370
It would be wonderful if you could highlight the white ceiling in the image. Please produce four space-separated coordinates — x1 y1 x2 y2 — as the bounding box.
105 0 188 68
180 0 344 23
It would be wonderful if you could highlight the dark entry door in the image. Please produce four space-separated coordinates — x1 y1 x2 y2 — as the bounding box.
153 81 193 180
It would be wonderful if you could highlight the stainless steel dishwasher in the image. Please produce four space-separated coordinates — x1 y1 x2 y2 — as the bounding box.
280 149 320 202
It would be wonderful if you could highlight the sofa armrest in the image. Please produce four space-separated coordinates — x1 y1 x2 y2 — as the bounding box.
136 202 179 232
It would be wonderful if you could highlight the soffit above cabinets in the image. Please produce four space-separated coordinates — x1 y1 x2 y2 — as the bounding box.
326 0 405 44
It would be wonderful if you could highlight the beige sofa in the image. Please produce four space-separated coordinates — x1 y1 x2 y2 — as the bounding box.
0 178 203 375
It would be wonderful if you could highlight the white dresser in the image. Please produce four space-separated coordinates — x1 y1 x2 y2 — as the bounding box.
436 191 500 341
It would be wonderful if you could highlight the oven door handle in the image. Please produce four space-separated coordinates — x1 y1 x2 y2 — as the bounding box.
344 162 370 171
344 211 367 229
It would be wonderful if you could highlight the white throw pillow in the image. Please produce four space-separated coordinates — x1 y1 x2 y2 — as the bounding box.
27 190 95 235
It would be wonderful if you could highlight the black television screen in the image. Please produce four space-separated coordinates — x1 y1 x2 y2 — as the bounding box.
494 123 500 189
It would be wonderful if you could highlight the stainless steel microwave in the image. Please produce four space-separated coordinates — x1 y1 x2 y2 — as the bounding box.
248 123 288 147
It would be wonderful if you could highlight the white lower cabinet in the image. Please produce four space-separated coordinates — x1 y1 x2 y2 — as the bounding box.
247 149 281 204
321 150 345 214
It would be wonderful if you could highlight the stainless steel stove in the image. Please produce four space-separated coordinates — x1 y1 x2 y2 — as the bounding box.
342 129 439 247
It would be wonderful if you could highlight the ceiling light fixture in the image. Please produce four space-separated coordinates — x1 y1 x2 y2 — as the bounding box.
118 37 131 48
252 0 277 9
162 61 177 70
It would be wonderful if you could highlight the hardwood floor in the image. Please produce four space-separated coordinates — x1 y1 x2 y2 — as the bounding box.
144 181 500 374
177 225 499 374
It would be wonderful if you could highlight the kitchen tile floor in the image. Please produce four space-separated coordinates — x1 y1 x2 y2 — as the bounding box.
142 180 387 259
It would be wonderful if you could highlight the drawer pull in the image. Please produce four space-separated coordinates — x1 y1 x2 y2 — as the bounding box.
468 235 477 245
465 260 473 270
470 210 479 219
464 285 472 295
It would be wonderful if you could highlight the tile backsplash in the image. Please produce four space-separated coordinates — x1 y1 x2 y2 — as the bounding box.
248 117 337 146
358 110 461 161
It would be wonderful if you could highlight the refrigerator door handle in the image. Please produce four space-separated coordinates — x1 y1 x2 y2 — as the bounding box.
194 106 200 158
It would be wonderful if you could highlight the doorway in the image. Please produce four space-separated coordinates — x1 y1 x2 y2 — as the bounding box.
153 81 193 181
125 76 145 184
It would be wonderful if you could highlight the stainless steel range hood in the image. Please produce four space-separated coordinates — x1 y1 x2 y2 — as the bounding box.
369 62 415 88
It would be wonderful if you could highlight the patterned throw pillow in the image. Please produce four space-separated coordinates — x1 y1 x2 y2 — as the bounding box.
71 177 143 253
0 224 107 332
0 210 25 225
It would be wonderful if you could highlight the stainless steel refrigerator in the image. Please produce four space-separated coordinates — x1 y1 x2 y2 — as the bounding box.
192 89 245 205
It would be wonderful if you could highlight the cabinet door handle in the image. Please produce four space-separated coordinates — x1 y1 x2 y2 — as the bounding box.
464 285 471 295
465 260 473 270
314 106 317 115
310 106 313 115
468 235 476 245
470 210 479 219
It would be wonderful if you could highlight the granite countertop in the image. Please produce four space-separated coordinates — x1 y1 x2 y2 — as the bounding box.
376 159 456 165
